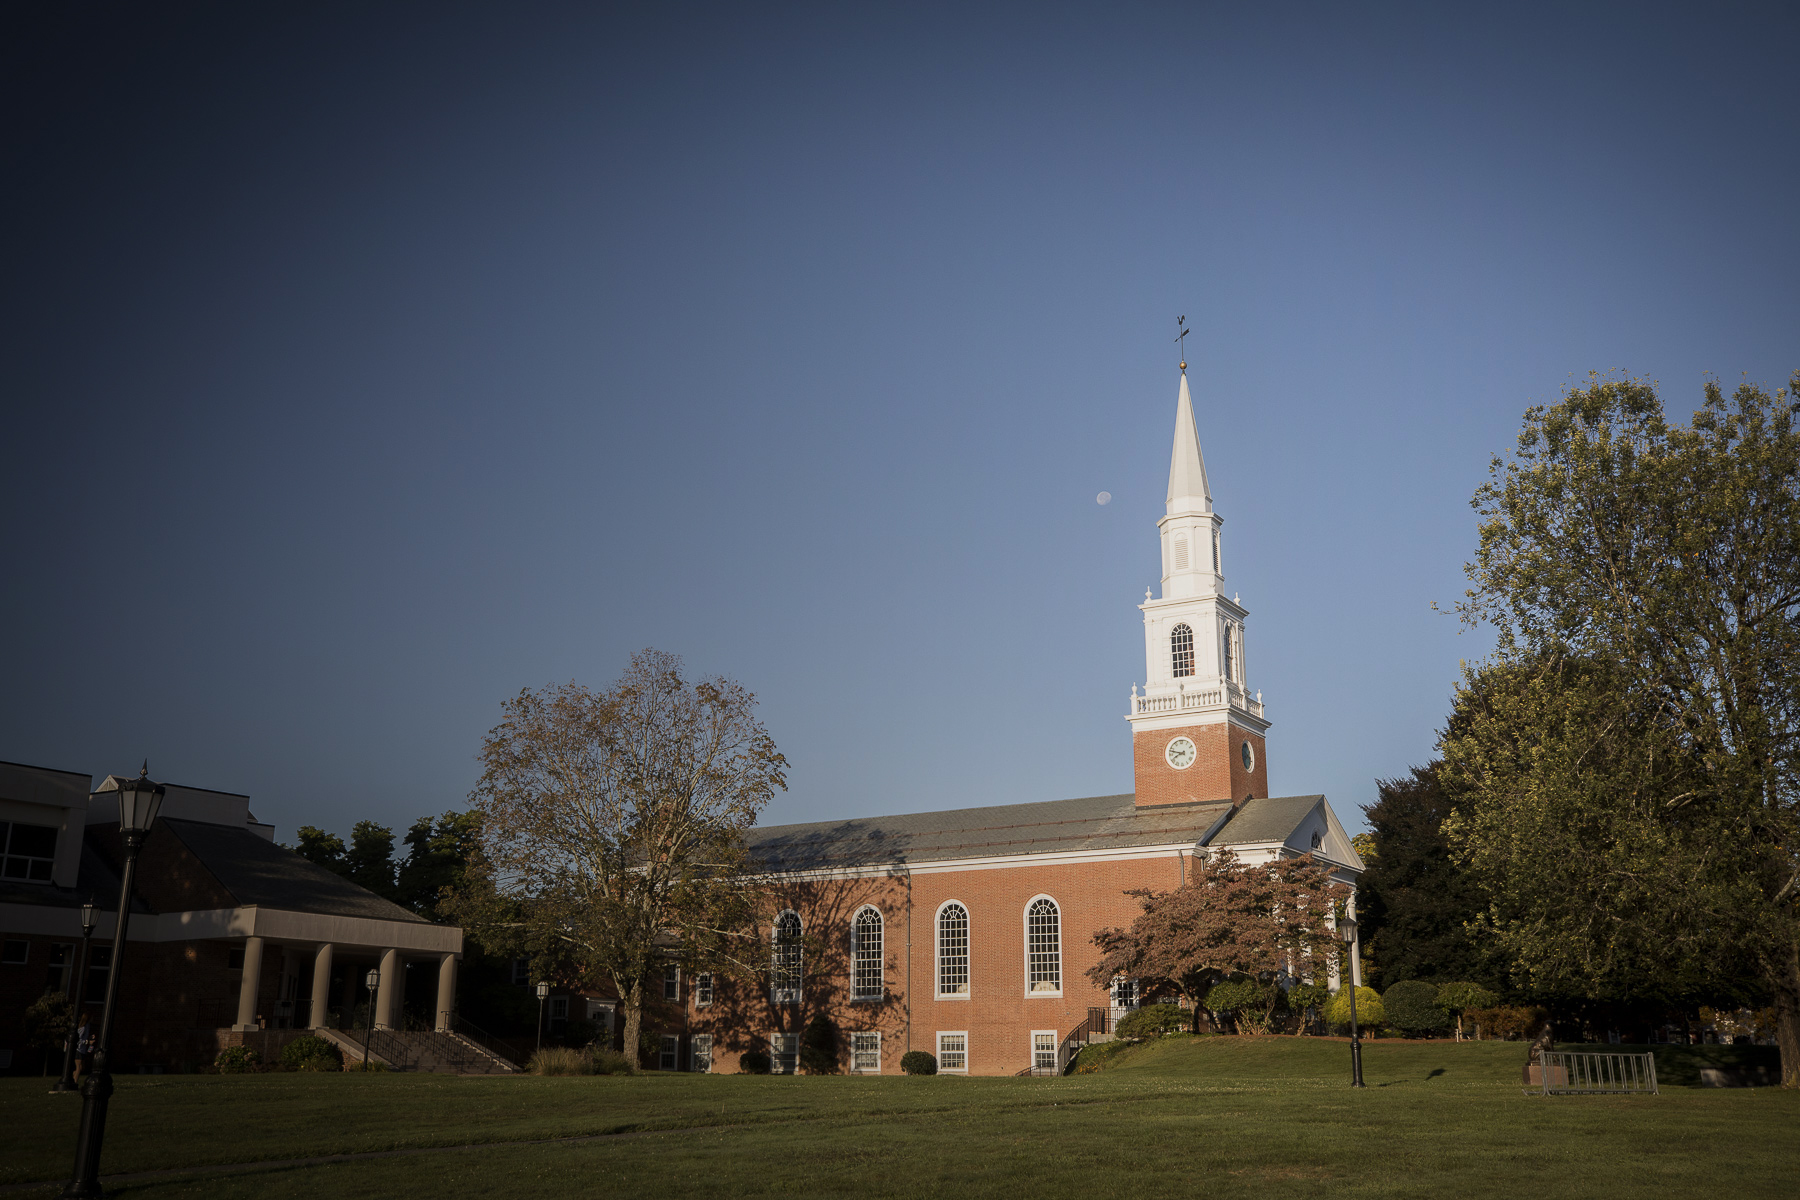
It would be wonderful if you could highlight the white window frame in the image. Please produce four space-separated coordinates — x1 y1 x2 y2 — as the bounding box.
695 972 714 1007
691 1033 713 1073
936 1030 968 1074
1023 894 1062 997
663 964 680 1001
771 909 802 1004
771 1032 799 1075
1032 1030 1058 1074
934 900 970 999
851 1030 881 1074
659 1034 678 1071
851 905 883 1002
548 995 569 1023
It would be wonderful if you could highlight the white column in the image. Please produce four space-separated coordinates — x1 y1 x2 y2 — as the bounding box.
374 948 400 1030
435 955 458 1032
309 943 334 1029
233 936 264 1031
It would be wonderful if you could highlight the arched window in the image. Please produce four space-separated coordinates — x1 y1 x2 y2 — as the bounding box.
1170 624 1194 678
771 910 802 1004
1025 897 1061 993
1221 622 1234 681
1212 529 1221 573
852 906 883 1001
936 902 969 996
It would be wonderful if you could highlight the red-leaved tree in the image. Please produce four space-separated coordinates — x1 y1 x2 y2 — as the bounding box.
1088 850 1350 1028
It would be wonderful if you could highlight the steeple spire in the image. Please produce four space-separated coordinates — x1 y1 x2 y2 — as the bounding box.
1166 370 1212 513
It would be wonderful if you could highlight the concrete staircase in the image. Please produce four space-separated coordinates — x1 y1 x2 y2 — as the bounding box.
316 1027 519 1074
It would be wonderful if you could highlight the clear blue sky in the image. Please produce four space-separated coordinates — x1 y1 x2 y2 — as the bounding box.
3 2 1796 839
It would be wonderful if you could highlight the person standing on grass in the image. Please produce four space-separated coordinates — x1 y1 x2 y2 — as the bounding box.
72 1012 94 1082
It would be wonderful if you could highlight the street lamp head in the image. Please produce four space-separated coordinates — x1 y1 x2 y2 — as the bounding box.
80 899 96 936
365 968 380 991
535 981 551 1000
1337 915 1358 946
92 763 167 838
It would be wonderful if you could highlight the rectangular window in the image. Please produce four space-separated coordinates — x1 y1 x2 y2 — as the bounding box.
0 821 57 883
85 945 112 1005
47 942 74 993
771 1033 799 1075
1 939 27 966
695 973 713 1007
1173 536 1189 570
659 1035 679 1071
1033 1031 1057 1075
852 1031 881 1074
691 1034 713 1073
937 1031 967 1074
1111 976 1137 1010
663 965 679 1001
511 957 529 985
549 996 568 1030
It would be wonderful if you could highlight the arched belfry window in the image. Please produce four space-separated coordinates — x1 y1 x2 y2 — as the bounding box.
852 906 883 1001
936 902 969 996
1221 622 1234 682
772 910 802 1004
1026 897 1061 993
1171 624 1195 678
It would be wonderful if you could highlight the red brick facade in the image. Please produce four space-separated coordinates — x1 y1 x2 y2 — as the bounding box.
1131 722 1267 806
684 850 1200 1077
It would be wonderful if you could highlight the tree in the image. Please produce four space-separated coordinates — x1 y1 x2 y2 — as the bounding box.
443 649 787 1065
290 826 346 872
396 811 483 919
344 820 399 900
1357 765 1502 990
1435 982 1497 1040
1382 980 1451 1037
23 989 74 1075
1449 372 1800 1085
1087 849 1350 1020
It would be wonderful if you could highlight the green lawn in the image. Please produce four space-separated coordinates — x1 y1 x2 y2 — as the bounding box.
3 1038 1793 1198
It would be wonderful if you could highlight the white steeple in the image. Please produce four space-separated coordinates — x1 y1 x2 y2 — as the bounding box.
1128 367 1268 740
1166 371 1212 513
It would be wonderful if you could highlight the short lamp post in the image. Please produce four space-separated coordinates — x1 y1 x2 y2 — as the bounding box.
362 968 381 1067
62 765 165 1199
535 982 550 1054
52 900 98 1094
1338 913 1366 1089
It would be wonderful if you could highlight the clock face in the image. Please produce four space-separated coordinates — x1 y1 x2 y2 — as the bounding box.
1241 740 1255 771
1165 737 1197 770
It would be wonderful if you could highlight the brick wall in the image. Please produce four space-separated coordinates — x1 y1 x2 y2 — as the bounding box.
684 851 1192 1077
1132 722 1267 806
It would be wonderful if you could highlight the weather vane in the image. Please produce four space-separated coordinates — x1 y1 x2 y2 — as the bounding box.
1175 315 1191 370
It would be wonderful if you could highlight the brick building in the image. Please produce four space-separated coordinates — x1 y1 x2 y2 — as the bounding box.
0 761 462 1074
667 366 1364 1076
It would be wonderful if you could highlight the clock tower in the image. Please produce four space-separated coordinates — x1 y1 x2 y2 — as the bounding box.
1126 366 1270 808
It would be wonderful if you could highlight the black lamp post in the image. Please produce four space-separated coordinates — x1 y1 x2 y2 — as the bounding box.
51 901 98 1094
1338 912 1365 1089
535 982 550 1054
362 968 380 1067
62 764 164 1199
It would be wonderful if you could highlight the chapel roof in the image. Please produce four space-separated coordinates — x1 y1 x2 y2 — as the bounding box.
746 792 1330 873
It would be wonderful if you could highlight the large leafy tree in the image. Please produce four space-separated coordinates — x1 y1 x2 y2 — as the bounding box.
1447 373 1800 1084
1357 764 1502 991
444 649 786 1058
1087 849 1349 1025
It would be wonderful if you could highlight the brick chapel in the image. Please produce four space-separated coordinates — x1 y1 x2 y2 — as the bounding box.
656 365 1363 1077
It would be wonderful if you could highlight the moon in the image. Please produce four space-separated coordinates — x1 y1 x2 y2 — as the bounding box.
1096 492 1112 505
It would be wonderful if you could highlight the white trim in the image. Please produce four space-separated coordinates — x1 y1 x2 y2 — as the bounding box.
1031 1029 1058 1074
850 904 883 1002
691 1033 713 1073
1022 894 1063 998
851 1030 881 1074
770 1032 798 1075
934 899 970 1000
771 909 802 1004
936 1030 969 1074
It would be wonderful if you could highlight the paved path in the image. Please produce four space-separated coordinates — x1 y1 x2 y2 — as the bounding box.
2 1123 731 1195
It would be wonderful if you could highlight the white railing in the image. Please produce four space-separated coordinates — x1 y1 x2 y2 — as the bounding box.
1132 685 1263 719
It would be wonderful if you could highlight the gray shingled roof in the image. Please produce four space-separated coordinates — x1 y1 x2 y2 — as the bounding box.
161 818 429 924
747 792 1324 872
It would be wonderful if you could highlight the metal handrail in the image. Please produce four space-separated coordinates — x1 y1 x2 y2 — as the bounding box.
449 1012 527 1069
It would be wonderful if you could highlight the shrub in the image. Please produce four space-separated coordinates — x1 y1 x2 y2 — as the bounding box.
214 1045 262 1074
1322 986 1384 1033
739 1049 773 1075
800 1013 839 1074
346 1060 389 1072
1434 982 1498 1038
279 1035 345 1072
591 1048 636 1075
900 1050 937 1075
529 1046 594 1075
1117 1003 1190 1038
1382 981 1451 1037
1466 1005 1547 1041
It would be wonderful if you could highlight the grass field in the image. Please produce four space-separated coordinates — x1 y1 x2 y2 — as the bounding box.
4 1037 1794 1198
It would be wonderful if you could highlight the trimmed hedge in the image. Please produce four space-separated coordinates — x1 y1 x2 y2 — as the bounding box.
1323 986 1385 1032
1383 980 1451 1037
279 1035 344 1072
1116 1003 1190 1037
900 1050 937 1075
